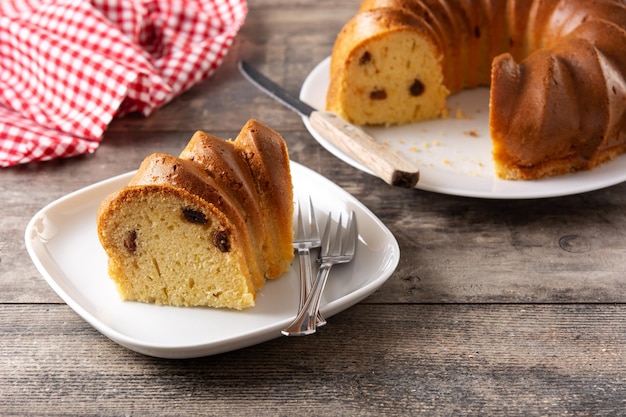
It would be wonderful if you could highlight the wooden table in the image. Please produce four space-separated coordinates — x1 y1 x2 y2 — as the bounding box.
3 1 626 415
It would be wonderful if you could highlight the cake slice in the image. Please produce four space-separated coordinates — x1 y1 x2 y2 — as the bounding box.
96 120 294 309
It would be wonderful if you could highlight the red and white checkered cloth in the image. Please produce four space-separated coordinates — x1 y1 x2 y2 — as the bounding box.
0 0 247 167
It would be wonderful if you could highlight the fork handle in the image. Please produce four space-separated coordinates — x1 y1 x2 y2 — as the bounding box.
296 248 326 326
282 262 332 336
296 248 310 311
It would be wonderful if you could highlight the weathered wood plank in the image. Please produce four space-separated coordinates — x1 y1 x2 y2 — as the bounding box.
366 184 626 304
1 303 624 416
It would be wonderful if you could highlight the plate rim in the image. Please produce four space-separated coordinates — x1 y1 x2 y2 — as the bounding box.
300 56 626 199
24 161 400 358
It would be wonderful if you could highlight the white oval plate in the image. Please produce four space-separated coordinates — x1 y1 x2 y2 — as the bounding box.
300 57 626 199
25 161 399 358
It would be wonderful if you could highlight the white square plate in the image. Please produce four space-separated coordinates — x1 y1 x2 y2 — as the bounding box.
25 161 400 358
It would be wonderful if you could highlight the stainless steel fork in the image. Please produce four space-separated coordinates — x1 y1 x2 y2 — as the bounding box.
282 210 358 336
292 197 325 326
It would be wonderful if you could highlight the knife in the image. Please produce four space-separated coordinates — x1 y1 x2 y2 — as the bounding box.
238 61 420 188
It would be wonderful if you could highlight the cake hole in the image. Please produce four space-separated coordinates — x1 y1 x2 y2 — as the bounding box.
370 88 387 100
124 230 137 253
188 278 195 289
212 292 223 298
410 79 425 96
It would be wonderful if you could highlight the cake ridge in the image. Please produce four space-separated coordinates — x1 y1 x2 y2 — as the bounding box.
235 119 294 278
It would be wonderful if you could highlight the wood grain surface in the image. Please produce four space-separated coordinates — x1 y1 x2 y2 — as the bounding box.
2 0 626 415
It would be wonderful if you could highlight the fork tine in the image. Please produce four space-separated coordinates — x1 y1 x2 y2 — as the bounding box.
294 197 320 243
344 211 357 257
294 199 303 241
307 196 320 241
330 213 344 257
320 211 334 257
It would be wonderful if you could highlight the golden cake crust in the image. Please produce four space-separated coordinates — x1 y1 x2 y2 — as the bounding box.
235 119 294 277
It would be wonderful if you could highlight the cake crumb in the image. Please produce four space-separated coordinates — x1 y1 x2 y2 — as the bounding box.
464 130 479 137
455 108 474 120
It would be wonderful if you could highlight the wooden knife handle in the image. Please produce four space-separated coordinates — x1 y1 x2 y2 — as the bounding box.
309 111 419 188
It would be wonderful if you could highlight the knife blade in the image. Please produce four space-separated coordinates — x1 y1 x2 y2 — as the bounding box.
238 61 419 188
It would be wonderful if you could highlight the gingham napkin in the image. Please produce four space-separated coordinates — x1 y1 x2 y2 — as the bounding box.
0 0 247 167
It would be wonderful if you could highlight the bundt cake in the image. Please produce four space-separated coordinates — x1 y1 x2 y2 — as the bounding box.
326 0 626 180
96 120 294 310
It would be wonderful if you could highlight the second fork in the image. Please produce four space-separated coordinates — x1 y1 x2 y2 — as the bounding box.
292 197 325 326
